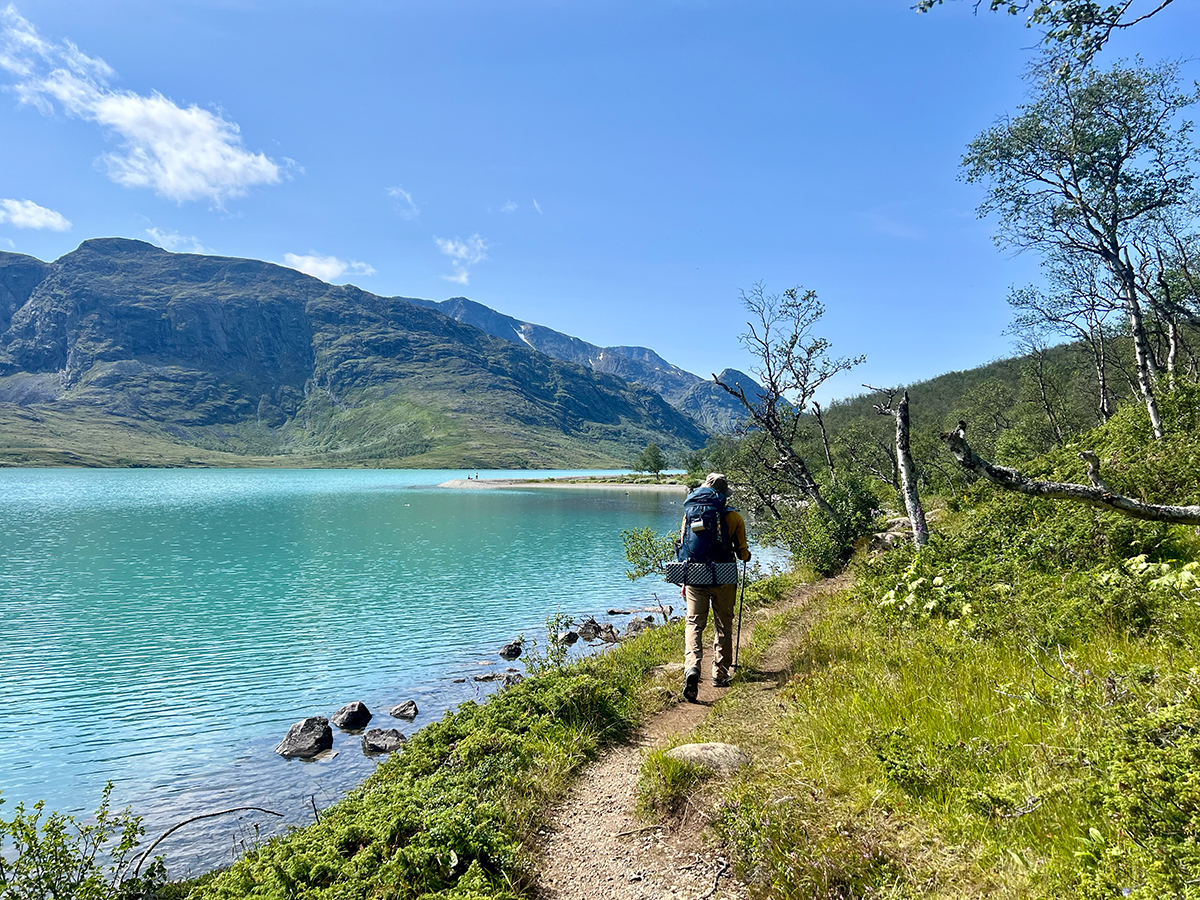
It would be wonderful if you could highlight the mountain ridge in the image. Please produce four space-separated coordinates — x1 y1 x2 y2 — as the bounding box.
0 239 708 468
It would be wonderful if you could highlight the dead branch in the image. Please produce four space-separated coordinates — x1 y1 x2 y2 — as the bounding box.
867 385 930 546
695 859 731 900
133 806 283 876
941 422 1200 524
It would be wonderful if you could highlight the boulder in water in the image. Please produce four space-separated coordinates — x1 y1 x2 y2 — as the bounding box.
275 716 333 759
555 630 579 645
577 617 601 641
389 700 419 720
361 728 406 754
331 701 372 730
498 639 522 660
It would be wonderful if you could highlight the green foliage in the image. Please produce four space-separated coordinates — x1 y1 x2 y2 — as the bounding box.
0 783 167 900
1076 695 1200 898
695 386 1200 898
635 749 712 820
764 477 877 576
914 0 1181 64
521 610 577 675
681 447 708 479
193 623 680 900
631 442 667 476
620 526 677 581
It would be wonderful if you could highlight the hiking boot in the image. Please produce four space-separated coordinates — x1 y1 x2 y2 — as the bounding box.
712 675 732 688
683 668 700 703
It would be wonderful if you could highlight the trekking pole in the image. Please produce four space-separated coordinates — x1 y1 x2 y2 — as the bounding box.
733 559 747 672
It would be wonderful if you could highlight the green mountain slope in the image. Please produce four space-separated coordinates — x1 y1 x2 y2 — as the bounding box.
0 239 706 468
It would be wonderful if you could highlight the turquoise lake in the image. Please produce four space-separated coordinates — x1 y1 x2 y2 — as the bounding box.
0 468 706 876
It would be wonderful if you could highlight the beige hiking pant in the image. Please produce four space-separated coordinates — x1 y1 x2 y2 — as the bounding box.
684 583 737 681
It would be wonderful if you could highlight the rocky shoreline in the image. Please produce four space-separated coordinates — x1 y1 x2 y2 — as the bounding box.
439 477 688 493
272 603 680 761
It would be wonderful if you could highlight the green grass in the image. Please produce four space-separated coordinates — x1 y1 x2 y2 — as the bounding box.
188 621 685 899
666 390 1200 899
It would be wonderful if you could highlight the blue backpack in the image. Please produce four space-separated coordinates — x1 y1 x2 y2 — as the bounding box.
676 487 733 564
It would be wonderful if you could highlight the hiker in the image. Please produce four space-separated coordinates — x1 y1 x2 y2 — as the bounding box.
678 472 750 702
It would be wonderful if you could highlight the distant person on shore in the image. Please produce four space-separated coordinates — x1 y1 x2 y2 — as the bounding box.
679 472 750 702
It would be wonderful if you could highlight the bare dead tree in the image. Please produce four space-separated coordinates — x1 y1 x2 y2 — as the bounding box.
840 421 900 493
868 386 930 546
941 421 1200 524
811 401 837 482
715 284 864 524
1007 255 1122 424
1011 333 1066 445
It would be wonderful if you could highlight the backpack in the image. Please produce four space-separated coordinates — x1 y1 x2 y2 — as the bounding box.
675 486 732 564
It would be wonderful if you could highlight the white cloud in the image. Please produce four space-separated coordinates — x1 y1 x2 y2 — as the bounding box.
500 200 517 214
0 5 281 205
0 197 71 230
146 226 207 253
387 185 419 220
2 237 14 248
283 252 376 283
532 198 542 214
435 233 488 286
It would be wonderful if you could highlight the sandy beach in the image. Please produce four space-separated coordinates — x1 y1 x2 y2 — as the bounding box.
439 478 689 493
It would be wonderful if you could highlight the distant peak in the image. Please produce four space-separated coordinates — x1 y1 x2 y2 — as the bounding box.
74 237 163 256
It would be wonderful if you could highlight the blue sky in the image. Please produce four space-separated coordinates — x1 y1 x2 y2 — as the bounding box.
1 0 1197 402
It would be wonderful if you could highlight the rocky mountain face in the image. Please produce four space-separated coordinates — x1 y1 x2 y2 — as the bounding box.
405 296 701 403
404 296 763 426
675 368 767 434
0 239 707 467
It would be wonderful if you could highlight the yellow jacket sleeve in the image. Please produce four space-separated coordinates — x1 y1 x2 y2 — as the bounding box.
726 510 751 561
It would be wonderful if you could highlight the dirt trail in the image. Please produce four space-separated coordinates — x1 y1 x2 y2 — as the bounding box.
535 575 850 900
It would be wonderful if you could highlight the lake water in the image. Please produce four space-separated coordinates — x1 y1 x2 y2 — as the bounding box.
0 468 703 876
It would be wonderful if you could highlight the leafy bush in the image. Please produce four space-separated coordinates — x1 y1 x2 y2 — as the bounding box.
764 477 877 576
0 783 167 900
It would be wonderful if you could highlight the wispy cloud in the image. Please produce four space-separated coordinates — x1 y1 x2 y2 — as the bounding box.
0 5 282 206
532 198 542 215
861 210 924 240
435 233 488 286
2 237 14 248
0 197 71 230
500 200 517 214
387 185 419 220
146 226 207 253
283 252 376 283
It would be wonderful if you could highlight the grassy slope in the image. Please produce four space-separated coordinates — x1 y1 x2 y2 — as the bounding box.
673 388 1200 899
0 401 655 469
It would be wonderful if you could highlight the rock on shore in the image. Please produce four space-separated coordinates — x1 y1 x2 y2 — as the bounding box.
276 717 334 759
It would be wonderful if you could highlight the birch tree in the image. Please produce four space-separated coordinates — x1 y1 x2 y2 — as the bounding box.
964 58 1200 440
715 283 863 524
913 0 1178 64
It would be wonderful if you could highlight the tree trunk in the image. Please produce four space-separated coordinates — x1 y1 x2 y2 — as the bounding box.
812 401 837 483
1168 318 1179 390
895 391 929 547
942 423 1200 523
1119 260 1165 438
1031 351 1065 445
1093 329 1113 422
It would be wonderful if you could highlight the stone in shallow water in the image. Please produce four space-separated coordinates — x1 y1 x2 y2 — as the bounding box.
331 701 372 730
666 742 750 775
275 716 333 759
389 700 419 720
499 640 522 660
362 728 406 754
